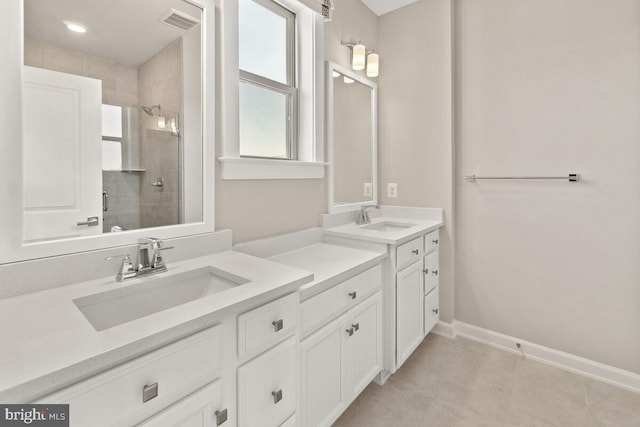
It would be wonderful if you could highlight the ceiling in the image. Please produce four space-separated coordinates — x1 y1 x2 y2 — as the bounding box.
24 0 201 66
359 0 420 16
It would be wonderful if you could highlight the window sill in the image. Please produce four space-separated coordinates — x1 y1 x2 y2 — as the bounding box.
218 157 327 180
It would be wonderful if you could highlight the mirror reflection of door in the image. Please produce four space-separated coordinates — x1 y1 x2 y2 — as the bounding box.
23 0 202 242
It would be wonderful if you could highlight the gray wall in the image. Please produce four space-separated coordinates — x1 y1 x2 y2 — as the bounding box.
378 0 455 323
455 0 640 374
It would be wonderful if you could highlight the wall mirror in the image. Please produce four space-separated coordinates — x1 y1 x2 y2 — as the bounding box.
326 61 378 213
0 0 215 263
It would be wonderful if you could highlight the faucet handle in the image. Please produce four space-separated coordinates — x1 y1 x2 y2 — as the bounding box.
105 254 136 281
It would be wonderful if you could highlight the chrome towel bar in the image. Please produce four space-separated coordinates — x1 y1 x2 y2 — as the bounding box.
464 174 581 183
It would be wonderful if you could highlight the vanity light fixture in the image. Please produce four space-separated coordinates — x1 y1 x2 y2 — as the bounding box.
342 40 380 76
64 21 87 33
366 52 379 77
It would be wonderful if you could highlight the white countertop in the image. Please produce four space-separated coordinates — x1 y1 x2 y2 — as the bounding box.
324 216 443 245
0 250 313 402
268 243 387 300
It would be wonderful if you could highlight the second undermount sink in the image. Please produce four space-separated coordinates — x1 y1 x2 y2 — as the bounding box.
360 221 414 232
74 266 250 331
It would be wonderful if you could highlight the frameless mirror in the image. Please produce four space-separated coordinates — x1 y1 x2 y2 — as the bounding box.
0 0 214 263
326 61 377 213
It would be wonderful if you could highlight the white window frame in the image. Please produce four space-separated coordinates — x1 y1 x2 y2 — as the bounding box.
219 0 326 180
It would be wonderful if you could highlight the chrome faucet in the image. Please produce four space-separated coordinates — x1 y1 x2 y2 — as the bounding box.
355 205 380 225
105 237 173 282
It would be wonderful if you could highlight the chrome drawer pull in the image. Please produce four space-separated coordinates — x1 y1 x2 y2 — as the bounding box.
412 249 419 255
346 327 354 336
352 323 360 332
348 291 357 300
272 389 283 404
215 409 228 425
142 382 158 403
272 319 284 332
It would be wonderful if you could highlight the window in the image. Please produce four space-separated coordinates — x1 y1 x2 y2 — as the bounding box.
220 0 325 180
238 0 297 159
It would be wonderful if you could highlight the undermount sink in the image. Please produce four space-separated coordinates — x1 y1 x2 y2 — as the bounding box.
74 266 250 331
360 221 414 232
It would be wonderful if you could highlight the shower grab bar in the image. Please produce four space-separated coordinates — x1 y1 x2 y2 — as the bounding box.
464 174 581 183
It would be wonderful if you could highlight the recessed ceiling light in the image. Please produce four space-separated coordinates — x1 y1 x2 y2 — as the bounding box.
65 22 87 33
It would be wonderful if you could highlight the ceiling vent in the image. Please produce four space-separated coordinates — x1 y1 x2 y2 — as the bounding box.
161 9 200 31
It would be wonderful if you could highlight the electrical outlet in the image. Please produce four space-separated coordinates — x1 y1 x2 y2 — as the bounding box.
363 183 372 197
387 183 398 198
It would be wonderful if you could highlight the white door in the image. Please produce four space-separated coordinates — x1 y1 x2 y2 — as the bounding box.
23 66 102 242
396 259 425 369
348 292 382 398
299 313 349 427
138 381 225 427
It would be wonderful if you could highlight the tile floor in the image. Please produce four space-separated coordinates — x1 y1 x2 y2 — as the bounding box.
333 334 640 427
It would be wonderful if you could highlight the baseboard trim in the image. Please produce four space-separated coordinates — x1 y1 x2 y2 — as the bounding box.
432 321 457 338
454 321 640 394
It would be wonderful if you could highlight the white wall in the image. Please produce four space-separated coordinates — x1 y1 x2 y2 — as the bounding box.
378 0 454 322
215 0 378 243
455 0 640 374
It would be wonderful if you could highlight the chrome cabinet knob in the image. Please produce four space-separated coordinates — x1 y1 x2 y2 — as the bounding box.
352 323 360 332
423 268 429 274
433 270 439 275
346 327 354 336
272 319 284 332
433 239 439 244
412 249 419 255
433 308 439 314
272 389 283 404
348 291 357 300
215 409 228 426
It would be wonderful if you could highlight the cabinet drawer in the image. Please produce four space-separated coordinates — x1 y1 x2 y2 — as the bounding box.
424 229 440 254
238 293 298 359
396 237 422 270
424 287 440 334
40 326 223 427
280 413 298 427
423 250 439 294
300 264 381 337
238 337 297 427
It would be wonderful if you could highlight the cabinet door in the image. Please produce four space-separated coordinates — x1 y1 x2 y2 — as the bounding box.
423 250 439 294
348 292 382 398
396 260 424 369
300 313 349 427
424 287 440 335
138 381 225 427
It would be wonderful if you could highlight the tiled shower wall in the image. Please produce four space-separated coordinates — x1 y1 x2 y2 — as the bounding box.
138 39 183 228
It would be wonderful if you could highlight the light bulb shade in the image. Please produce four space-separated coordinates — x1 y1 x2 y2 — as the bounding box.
367 53 379 77
352 43 366 70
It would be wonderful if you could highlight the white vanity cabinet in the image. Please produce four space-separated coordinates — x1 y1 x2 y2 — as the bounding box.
236 293 299 427
394 229 441 369
38 326 227 427
299 265 382 427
